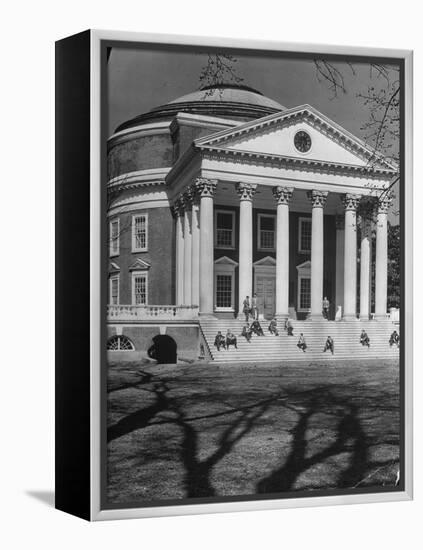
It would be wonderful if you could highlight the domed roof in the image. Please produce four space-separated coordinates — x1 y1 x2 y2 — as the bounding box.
168 84 285 111
115 84 286 133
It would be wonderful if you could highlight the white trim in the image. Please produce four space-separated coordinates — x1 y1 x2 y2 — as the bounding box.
108 120 171 142
174 111 240 129
296 261 312 313
215 209 235 249
297 275 311 313
298 216 312 254
109 274 120 306
131 271 148 306
131 213 148 252
214 256 237 311
108 167 170 187
257 213 276 251
109 218 120 257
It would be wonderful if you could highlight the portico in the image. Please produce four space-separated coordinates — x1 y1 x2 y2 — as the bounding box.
168 105 396 321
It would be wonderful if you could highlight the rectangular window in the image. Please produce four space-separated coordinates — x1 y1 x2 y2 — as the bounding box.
216 274 232 308
109 276 119 305
299 217 312 253
132 273 147 305
132 214 148 252
299 277 311 310
109 219 120 256
258 214 275 250
215 210 235 248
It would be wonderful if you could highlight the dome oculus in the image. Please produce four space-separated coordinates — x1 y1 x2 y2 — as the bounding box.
294 131 312 153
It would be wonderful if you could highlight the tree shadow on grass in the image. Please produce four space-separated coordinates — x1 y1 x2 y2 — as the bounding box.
257 390 370 494
107 381 170 442
173 396 276 498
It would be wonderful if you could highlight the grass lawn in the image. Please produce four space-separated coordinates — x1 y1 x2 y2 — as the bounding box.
106 360 400 505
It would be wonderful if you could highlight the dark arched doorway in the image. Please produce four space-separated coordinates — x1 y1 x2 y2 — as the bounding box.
147 334 177 364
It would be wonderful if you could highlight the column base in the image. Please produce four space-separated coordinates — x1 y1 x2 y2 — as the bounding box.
342 314 359 321
373 314 389 320
359 314 370 320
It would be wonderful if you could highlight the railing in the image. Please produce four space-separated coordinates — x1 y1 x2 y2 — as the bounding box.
107 304 199 321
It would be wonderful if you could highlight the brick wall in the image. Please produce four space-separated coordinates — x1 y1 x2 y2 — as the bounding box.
108 134 173 178
109 206 175 305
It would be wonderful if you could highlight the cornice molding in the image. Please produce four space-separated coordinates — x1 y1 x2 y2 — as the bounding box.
108 168 171 192
197 145 395 179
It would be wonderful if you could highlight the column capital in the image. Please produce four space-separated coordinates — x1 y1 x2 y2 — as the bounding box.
236 182 257 201
182 187 196 210
195 177 217 198
307 190 328 208
172 197 185 218
272 186 294 205
341 193 360 211
377 195 393 214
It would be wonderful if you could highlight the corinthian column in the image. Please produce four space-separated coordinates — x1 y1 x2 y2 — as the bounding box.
173 199 185 305
360 217 372 319
237 182 257 318
307 190 328 318
375 196 391 318
272 186 293 320
183 189 193 306
342 194 360 319
191 187 200 307
196 177 217 316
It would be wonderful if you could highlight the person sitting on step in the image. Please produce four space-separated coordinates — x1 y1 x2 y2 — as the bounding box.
226 329 238 349
214 331 226 351
241 324 252 343
268 318 279 336
323 335 334 355
286 318 294 336
360 329 370 347
389 330 400 348
297 333 307 352
250 319 264 336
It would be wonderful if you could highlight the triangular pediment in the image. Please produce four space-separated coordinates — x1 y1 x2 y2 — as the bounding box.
109 261 120 274
129 258 151 271
214 255 238 266
296 260 311 273
253 256 277 267
195 105 396 171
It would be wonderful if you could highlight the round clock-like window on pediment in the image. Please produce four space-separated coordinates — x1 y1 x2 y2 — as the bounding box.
294 130 312 153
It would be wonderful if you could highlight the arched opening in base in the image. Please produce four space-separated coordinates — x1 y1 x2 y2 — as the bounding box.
147 334 177 364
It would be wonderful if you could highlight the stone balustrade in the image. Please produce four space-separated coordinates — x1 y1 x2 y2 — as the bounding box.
107 304 199 321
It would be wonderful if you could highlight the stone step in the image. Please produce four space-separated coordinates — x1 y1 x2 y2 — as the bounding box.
199 318 399 362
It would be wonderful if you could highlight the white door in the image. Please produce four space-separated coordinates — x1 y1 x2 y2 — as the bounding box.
255 276 276 319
